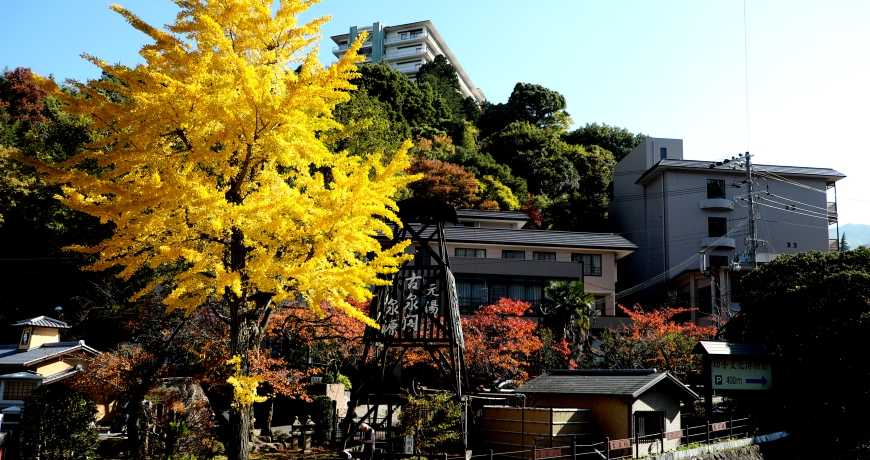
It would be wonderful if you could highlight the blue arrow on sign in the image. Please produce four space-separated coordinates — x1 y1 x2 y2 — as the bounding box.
745 376 768 385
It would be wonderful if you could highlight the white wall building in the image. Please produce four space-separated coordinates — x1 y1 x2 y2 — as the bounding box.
331 20 485 102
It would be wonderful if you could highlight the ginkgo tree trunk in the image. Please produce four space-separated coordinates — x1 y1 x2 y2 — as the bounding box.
18 1 415 459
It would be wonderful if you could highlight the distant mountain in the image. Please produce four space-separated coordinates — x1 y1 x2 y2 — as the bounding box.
838 224 870 248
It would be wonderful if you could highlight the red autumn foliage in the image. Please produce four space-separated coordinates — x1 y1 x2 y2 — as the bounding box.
407 159 481 209
0 67 47 124
606 305 717 380
462 298 543 386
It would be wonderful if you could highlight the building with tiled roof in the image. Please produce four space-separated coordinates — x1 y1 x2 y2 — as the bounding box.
409 209 637 318
0 316 99 431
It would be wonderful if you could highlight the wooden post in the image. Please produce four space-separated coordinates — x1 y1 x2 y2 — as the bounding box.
533 438 537 460
704 355 713 424
705 421 711 445
605 436 610 460
634 422 639 459
571 435 577 460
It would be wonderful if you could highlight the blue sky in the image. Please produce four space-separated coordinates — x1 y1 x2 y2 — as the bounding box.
2 1 868 226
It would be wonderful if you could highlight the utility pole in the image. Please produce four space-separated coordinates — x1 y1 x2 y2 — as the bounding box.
744 152 758 268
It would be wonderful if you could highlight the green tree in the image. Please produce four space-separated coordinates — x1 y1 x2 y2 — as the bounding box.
840 232 850 251
564 123 645 161
543 281 596 356
19 385 99 460
330 90 407 158
483 121 579 196
399 392 463 454
726 249 870 458
478 82 570 137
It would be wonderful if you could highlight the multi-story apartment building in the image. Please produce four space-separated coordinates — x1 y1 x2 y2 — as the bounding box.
413 209 636 317
610 137 845 315
331 20 485 102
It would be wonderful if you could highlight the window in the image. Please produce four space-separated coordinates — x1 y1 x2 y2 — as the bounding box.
708 217 728 237
456 278 544 311
502 249 526 260
706 179 726 199
4 381 35 401
659 147 668 160
532 251 556 261
709 255 729 267
455 247 485 258
571 253 603 276
635 411 664 438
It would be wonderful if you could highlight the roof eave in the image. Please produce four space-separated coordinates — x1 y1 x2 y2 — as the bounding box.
21 344 100 367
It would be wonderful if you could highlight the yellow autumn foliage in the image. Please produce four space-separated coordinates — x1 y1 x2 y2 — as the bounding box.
226 355 266 407
17 0 417 328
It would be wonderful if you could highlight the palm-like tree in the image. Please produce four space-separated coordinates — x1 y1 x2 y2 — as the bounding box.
542 281 596 354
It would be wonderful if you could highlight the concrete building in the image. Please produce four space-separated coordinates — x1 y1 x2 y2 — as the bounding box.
414 209 636 317
0 316 100 431
610 137 845 315
517 369 699 456
331 20 485 101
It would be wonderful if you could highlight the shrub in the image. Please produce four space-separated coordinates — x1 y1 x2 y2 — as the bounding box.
18 384 98 459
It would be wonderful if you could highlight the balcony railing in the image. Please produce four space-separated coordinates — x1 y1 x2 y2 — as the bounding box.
384 46 426 60
829 238 840 251
699 198 735 211
384 31 428 45
449 257 583 279
391 61 424 74
827 201 838 223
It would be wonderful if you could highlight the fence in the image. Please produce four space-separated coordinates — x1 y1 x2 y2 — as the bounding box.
606 417 754 459
385 417 756 460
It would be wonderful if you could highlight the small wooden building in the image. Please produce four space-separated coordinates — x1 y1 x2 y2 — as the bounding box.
0 316 100 430
516 369 699 456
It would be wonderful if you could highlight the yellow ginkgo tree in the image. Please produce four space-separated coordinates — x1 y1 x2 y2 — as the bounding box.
18 1 415 458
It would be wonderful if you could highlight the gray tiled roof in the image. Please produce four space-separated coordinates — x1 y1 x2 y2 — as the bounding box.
517 369 699 400
638 159 845 184
437 225 637 251
456 209 530 221
694 341 767 356
0 341 99 366
10 316 70 329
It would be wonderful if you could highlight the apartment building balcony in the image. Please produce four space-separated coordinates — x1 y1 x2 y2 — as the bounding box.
391 61 424 74
699 198 735 211
827 201 838 224
384 31 428 46
449 257 583 279
700 237 737 249
331 41 372 56
383 45 428 61
829 238 840 251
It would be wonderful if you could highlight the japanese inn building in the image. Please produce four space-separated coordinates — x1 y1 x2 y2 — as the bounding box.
412 209 636 319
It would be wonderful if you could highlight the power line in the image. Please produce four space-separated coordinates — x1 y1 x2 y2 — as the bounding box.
752 200 831 221
756 171 828 194
755 196 829 218
762 191 829 212
615 220 749 300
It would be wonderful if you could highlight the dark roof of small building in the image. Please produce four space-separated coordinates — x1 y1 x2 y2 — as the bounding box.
517 369 699 400
412 224 637 252
0 341 99 367
456 209 530 222
694 341 767 357
10 316 70 329
637 159 846 185
0 370 43 380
